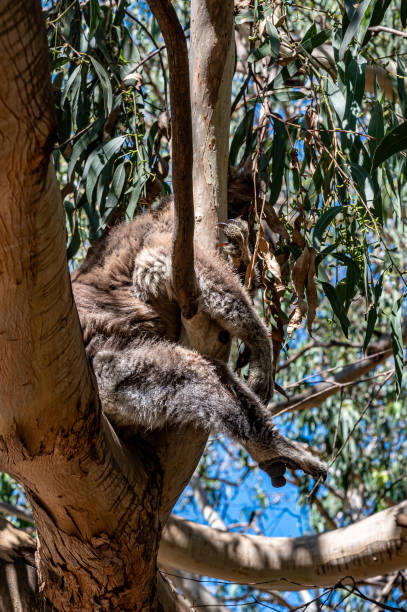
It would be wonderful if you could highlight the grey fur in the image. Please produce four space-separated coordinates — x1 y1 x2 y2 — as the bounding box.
72 203 327 487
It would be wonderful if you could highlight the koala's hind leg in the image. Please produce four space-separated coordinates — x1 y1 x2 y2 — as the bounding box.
92 342 327 488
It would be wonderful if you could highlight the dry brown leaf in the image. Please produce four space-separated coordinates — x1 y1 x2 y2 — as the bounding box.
306 247 317 336
287 246 310 336
258 235 283 286
263 203 290 241
287 299 307 337
292 214 306 248
244 231 260 291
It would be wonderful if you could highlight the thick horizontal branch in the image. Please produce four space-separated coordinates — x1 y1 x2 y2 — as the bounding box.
270 329 406 416
159 501 407 591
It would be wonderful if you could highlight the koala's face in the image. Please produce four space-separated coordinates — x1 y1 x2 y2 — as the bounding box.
179 311 232 362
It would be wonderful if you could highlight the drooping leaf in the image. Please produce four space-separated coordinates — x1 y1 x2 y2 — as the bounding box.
66 219 81 260
126 174 147 220
371 120 407 170
229 108 254 166
363 306 377 353
390 296 404 398
321 281 350 337
61 64 81 107
83 135 127 206
90 56 113 116
248 22 280 63
397 57 407 119
362 272 384 352
287 246 311 337
343 57 366 133
89 0 101 37
104 161 128 214
350 163 375 206
339 0 372 60
269 114 287 206
368 101 384 155
313 205 343 251
402 0 407 27
306 248 318 336
301 28 331 54
68 116 105 179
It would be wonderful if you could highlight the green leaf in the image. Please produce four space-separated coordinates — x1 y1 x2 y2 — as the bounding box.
339 0 372 60
344 57 366 131
402 0 407 27
61 64 81 107
248 24 279 63
68 117 104 179
321 281 350 337
368 101 384 155
325 76 346 121
362 271 384 352
362 0 392 45
229 108 254 166
397 57 407 118
363 306 377 353
301 28 331 54
391 296 404 398
104 161 128 214
89 0 101 37
371 120 407 170
350 163 374 206
269 114 287 207
126 177 146 219
268 90 306 102
90 56 113 116
313 205 343 251
67 220 81 260
83 135 126 206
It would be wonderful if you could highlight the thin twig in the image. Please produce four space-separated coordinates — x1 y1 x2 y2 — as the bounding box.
369 25 407 39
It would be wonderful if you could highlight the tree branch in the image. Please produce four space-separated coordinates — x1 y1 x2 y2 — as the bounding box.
159 501 407 591
146 0 197 318
270 329 406 416
190 0 235 245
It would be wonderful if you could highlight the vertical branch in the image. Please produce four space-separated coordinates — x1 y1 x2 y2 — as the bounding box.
146 0 198 318
190 0 235 247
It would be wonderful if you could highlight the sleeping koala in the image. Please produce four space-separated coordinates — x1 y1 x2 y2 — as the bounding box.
71 202 326 488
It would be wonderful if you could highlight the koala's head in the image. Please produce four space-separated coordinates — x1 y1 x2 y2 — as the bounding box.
218 218 251 273
179 311 232 362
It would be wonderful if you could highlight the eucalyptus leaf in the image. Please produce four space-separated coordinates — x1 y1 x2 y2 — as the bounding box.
391 296 404 398
84 135 126 206
313 206 343 251
372 121 407 170
339 0 372 60
90 56 113 116
321 281 350 337
61 64 81 107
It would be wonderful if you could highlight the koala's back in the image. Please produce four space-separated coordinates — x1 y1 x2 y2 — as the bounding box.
71 204 180 358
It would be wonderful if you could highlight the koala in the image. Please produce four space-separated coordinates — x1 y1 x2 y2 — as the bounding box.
71 202 326 488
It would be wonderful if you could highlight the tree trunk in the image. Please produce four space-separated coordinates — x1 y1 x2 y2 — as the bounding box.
0 2 164 608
